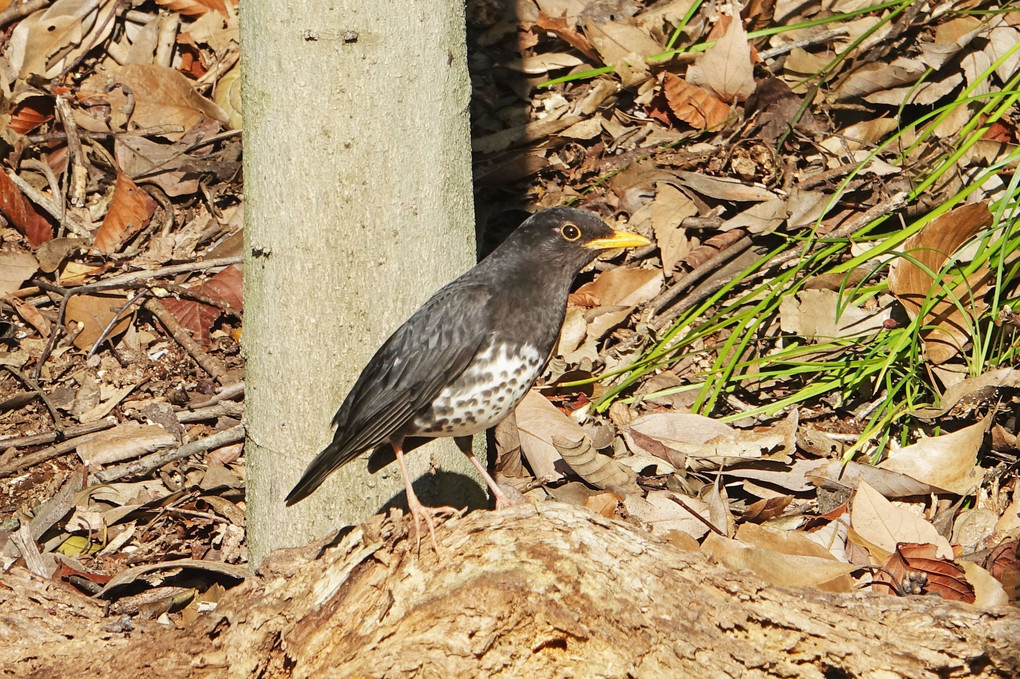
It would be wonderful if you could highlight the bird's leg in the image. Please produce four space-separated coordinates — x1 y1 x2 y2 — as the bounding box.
393 441 457 555
454 436 517 510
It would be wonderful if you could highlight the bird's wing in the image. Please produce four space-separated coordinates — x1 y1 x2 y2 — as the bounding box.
285 282 492 505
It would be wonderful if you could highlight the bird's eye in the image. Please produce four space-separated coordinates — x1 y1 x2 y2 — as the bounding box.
561 223 581 241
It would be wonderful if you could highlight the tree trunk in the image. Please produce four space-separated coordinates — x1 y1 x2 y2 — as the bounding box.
4 503 1019 678
240 0 479 565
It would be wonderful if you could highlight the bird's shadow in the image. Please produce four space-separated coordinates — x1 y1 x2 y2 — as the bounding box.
377 468 491 516
369 438 491 514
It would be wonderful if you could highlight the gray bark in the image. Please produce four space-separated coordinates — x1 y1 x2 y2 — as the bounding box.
241 0 478 566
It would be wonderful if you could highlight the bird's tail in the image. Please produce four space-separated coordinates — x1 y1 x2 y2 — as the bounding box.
284 442 345 506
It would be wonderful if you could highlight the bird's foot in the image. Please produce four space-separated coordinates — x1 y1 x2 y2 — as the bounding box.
492 484 527 510
405 497 459 556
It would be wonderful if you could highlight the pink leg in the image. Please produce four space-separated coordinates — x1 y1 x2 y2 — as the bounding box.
455 436 517 509
393 443 457 554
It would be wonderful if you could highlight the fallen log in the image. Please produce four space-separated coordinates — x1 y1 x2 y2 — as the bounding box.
4 503 1019 677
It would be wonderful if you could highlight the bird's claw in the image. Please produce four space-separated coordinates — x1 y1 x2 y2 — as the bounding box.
406 501 459 556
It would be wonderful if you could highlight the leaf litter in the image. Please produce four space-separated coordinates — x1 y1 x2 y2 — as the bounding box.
0 0 1017 633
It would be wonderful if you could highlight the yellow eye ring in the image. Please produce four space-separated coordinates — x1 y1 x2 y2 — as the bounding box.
561 223 581 241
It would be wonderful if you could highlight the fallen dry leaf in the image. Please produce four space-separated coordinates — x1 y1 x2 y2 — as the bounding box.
515 389 588 480
7 0 119 79
556 435 639 493
850 481 952 561
0 250 39 296
624 491 711 539
160 265 243 344
0 171 53 246
872 542 975 603
65 293 133 351
662 73 730 130
888 202 994 364
93 175 158 254
76 422 176 466
702 531 856 591
878 415 988 495
113 64 229 140
687 14 755 103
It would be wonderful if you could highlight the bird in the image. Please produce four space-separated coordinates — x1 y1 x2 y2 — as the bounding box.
285 207 651 551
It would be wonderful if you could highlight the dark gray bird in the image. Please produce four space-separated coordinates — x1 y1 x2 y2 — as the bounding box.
286 207 650 550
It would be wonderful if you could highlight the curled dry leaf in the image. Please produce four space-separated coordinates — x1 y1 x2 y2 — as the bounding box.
555 434 640 493
888 202 994 364
7 0 119 79
159 264 243 345
662 73 730 130
9 297 51 337
537 11 599 61
515 389 588 480
93 175 158 254
872 542 975 603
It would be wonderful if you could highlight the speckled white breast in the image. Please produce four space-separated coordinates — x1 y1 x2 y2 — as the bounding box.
413 342 544 436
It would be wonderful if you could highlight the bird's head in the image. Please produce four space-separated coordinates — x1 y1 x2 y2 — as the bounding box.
505 207 651 275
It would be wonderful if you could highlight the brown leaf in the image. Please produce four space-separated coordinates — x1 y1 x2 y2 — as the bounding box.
888 202 994 363
584 492 625 518
662 73 730 130
9 296 51 337
93 175 157 254
113 64 228 141
873 542 975 603
0 170 53 246
983 538 1020 600
555 434 640 493
160 265 242 345
9 96 54 135
65 293 133 351
741 0 776 33
687 14 755 102
537 11 599 62
8 0 119 79
0 250 39 295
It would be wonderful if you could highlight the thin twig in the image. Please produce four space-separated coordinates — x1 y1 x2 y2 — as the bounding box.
86 289 150 359
0 0 50 27
91 423 245 483
2 366 66 440
145 298 231 384
29 256 241 381
649 235 754 317
758 28 849 60
0 420 112 473
0 400 244 476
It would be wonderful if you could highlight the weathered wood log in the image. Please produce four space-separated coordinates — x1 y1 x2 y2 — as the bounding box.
3 503 1019 677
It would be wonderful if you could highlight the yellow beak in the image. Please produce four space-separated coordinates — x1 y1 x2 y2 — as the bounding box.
584 229 652 250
